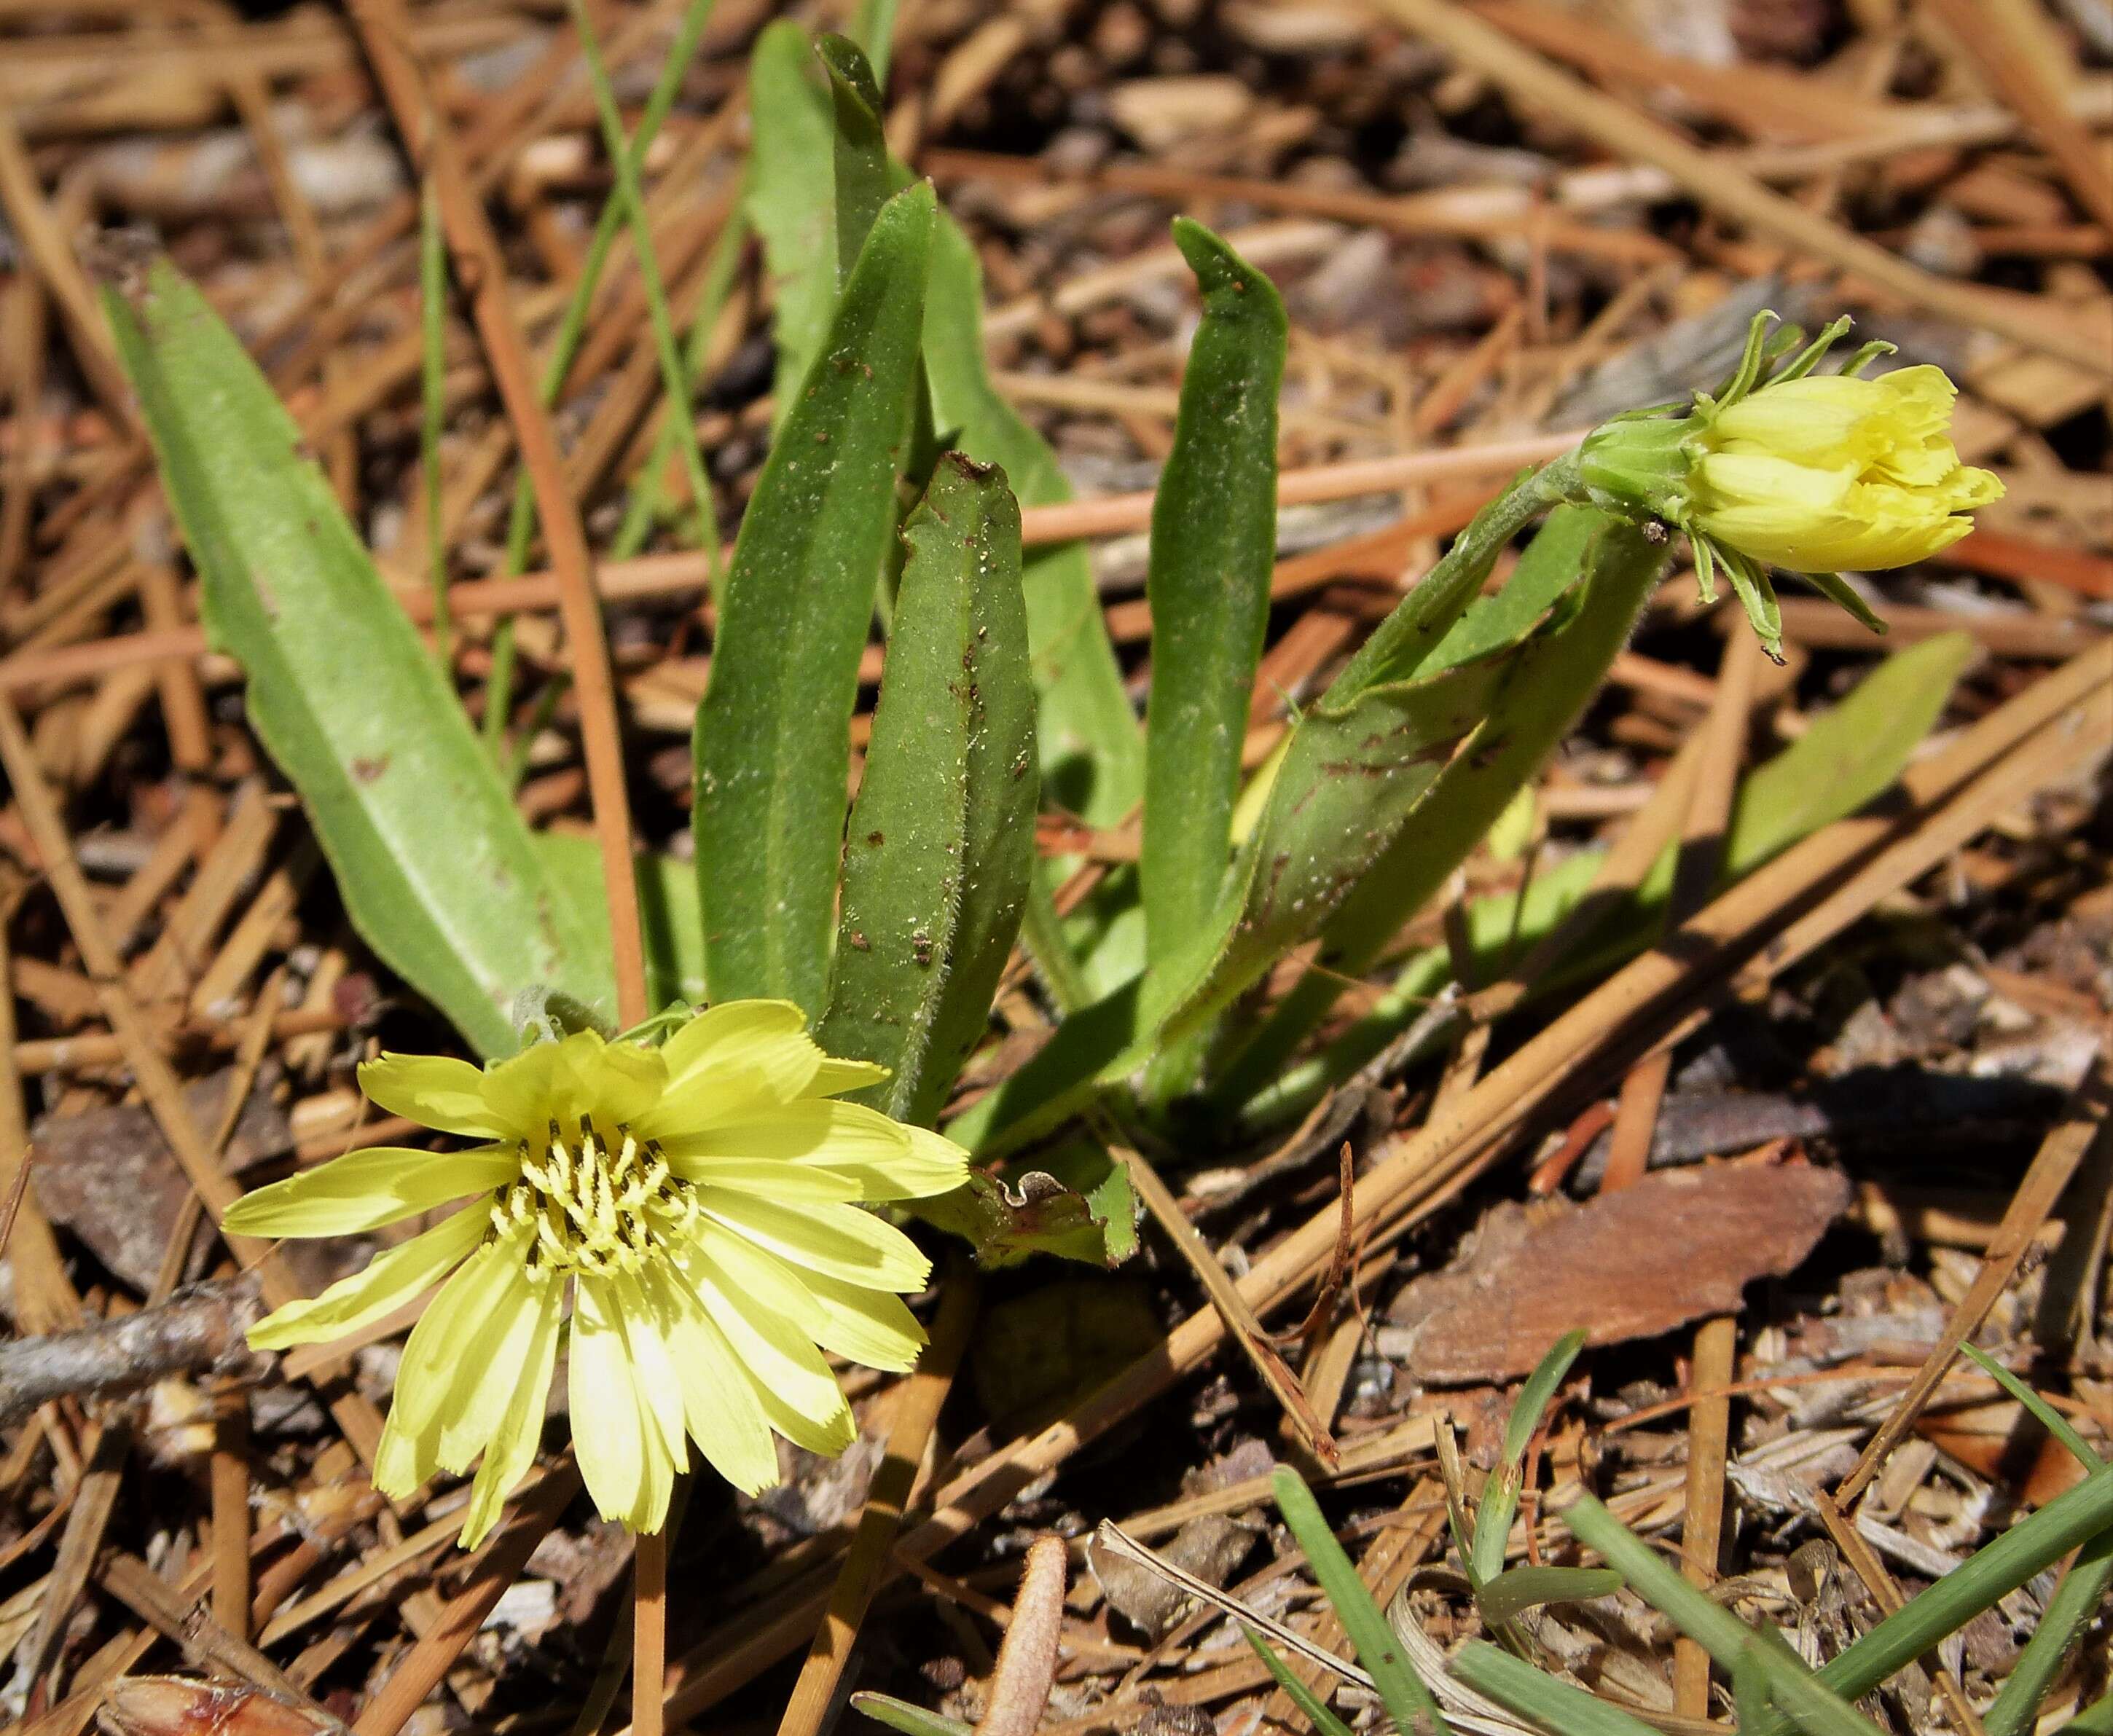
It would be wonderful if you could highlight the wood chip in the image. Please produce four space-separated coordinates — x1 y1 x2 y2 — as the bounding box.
1379 1163 1852 1383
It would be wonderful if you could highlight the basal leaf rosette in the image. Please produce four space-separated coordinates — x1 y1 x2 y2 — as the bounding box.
1577 313 2004 659
225 1002 966 1546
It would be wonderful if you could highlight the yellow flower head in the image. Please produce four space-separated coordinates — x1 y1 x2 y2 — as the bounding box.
226 1003 967 1547
1687 364 2002 573
1575 313 2003 660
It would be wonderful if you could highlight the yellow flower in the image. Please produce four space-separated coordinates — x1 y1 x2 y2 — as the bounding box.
1687 365 2002 573
1575 313 2004 659
226 1003 967 1547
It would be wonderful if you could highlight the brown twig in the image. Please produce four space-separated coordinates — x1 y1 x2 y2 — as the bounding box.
0 1276 264 1429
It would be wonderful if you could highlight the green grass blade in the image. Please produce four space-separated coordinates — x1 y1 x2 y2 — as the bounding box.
1139 219 1285 973
108 265 609 1056
1272 1466 1451 1735
417 178 452 672
1473 1566 1623 1629
818 455 1037 1126
1959 1343 2105 1470
693 180 935 1013
568 0 713 557
1983 1526 2113 1736
1448 1640 1661 1736
848 1692 972 1736
1755 1464 2113 1736
1473 1328 1587 1590
1241 1628 1358 1736
611 207 745 560
487 0 718 756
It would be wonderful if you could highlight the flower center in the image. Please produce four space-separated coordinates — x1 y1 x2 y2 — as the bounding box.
487 1118 698 1278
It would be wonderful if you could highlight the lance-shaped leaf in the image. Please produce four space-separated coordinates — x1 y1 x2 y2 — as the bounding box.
744 17 1143 1000
923 212 1145 838
1218 510 1666 1093
1151 650 1514 1048
693 178 934 1015
106 264 607 1059
815 35 889 284
818 455 1037 1126
745 21 840 420
1140 220 1286 969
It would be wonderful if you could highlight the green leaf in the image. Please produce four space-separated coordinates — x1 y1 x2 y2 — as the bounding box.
1473 1566 1623 1629
818 455 1037 1127
1448 1641 1661 1736
745 21 839 420
815 35 889 284
914 1140 1138 1269
530 836 707 1011
1724 629 1974 876
106 264 606 1059
693 178 935 1016
1799 1463 2113 1736
922 209 1143 836
1241 626 1979 1131
1216 511 1663 1099
1140 220 1286 970
849 1693 972 1736
1145 463 1589 1051
1272 1467 1452 1736
1241 1630 1357 1736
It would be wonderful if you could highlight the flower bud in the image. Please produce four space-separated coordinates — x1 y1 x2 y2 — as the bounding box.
1572 314 2003 659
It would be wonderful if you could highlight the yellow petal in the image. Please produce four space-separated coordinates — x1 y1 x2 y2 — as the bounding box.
643 1265 780 1495
222 1145 516 1238
661 1101 964 1200
809 1056 891 1098
458 1277 562 1550
893 1126 972 1201
564 1032 667 1128
374 1404 439 1497
643 1001 822 1136
701 1227 926 1372
358 1053 510 1139
684 1160 865 1203
683 1244 855 1454
699 1195 931 1293
570 1278 675 1533
246 1207 485 1352
386 1231 535 1445
433 1268 558 1474
610 1273 689 1470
